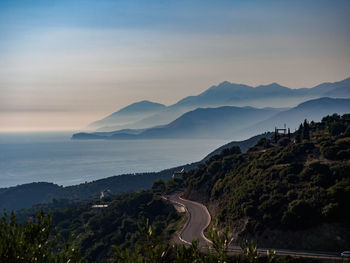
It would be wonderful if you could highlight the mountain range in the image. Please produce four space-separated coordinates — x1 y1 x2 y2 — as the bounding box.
73 97 350 141
85 77 350 132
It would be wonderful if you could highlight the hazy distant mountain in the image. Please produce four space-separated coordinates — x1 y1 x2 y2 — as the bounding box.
74 97 350 141
87 100 166 130
126 106 280 139
74 106 281 140
96 106 188 131
88 77 350 131
308 77 350 97
241 97 350 138
103 106 196 131
173 78 350 108
174 82 300 108
95 82 303 131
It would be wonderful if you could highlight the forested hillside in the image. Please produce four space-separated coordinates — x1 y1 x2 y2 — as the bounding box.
184 113 350 251
52 190 181 262
4 186 319 263
0 169 183 212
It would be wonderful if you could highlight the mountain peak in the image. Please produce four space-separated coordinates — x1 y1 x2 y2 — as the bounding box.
217 81 232 87
255 82 289 90
87 100 166 129
206 81 252 92
115 100 166 115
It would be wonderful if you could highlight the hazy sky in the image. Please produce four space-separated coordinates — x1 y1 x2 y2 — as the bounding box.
1 0 349 131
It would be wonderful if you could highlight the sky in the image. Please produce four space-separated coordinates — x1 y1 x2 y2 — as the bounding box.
0 0 349 131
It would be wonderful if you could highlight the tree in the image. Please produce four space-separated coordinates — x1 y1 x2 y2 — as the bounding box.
344 125 350 137
256 138 270 148
302 119 310 140
277 137 290 147
322 113 340 124
152 179 166 193
295 123 303 143
241 239 258 263
328 122 346 136
207 218 232 262
0 210 84 263
222 146 241 156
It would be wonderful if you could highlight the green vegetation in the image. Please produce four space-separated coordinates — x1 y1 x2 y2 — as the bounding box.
112 218 316 263
184 113 350 250
1 184 320 262
4 187 181 262
51 190 180 262
0 210 83 262
0 167 193 212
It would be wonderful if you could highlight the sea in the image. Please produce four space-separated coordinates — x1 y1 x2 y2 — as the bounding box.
0 132 227 188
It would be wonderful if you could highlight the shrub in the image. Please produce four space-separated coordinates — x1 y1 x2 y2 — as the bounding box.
320 145 338 160
152 179 166 193
322 202 339 220
0 211 83 262
281 200 317 228
327 179 350 203
277 137 290 147
207 161 222 174
337 150 350 160
328 122 346 136
256 138 271 148
331 163 350 181
344 125 350 137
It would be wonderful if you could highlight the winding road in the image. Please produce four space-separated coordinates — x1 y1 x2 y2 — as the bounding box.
167 192 343 261
167 192 212 246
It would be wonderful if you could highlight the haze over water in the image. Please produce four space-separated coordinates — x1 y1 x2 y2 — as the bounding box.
0 132 226 188
1 0 350 132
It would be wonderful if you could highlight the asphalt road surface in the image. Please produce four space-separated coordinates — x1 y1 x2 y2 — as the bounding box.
167 192 343 261
167 192 211 246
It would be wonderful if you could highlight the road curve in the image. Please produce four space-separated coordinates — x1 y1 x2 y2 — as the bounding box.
167 192 343 261
167 192 211 246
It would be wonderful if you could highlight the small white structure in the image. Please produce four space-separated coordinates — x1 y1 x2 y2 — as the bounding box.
100 189 112 199
172 168 185 180
92 204 108 208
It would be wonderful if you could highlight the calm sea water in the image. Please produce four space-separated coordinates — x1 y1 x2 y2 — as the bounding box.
0 132 227 188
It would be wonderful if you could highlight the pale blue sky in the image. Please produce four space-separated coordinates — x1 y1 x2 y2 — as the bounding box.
0 0 349 131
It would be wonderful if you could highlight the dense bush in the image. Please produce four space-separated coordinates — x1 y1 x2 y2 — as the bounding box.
0 211 83 262
51 190 182 262
256 138 271 148
277 137 290 147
